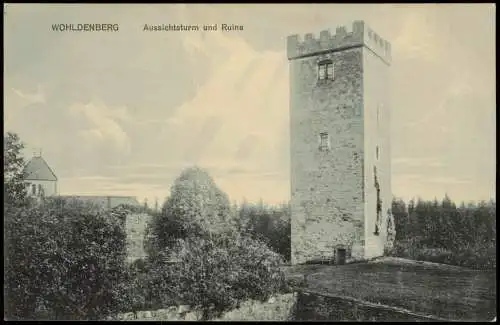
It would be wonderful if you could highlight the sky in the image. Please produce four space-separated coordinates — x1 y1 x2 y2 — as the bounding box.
4 4 496 205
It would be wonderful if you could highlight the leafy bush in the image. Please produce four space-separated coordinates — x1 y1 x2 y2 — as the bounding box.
237 202 291 263
4 197 129 320
147 166 237 253
145 231 286 320
4 132 29 206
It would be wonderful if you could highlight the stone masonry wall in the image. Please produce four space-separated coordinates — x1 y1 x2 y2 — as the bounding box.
289 47 365 265
114 304 203 321
362 41 392 259
125 213 152 262
288 21 392 265
113 295 292 321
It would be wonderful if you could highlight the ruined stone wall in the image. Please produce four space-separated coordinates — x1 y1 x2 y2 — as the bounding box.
289 46 365 265
113 294 294 321
113 304 203 321
125 213 152 262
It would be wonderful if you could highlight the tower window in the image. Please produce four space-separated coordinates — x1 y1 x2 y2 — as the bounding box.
32 184 36 195
318 60 334 81
376 146 379 160
319 132 330 151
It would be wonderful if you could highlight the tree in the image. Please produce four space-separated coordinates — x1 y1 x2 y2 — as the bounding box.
148 166 236 253
4 132 28 206
154 197 159 212
391 198 408 241
388 195 496 269
237 202 291 262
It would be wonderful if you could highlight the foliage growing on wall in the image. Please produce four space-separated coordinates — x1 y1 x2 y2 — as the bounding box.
373 166 382 235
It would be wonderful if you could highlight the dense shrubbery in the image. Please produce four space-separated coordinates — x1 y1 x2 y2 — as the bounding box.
146 167 237 252
142 167 288 319
236 202 291 263
144 233 286 319
4 198 129 320
4 133 130 320
389 196 496 269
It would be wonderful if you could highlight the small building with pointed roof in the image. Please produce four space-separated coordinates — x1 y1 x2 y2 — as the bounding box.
23 152 58 198
22 150 142 210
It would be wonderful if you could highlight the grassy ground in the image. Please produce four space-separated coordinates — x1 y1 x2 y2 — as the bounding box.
295 291 448 321
283 257 496 321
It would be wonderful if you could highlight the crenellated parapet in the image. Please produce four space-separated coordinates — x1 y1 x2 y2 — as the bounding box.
287 20 391 65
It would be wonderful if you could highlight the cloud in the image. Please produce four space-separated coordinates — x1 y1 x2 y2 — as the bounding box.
426 177 472 185
61 175 116 182
392 8 443 63
4 86 46 128
68 101 131 154
157 28 289 192
12 84 45 104
4 4 495 205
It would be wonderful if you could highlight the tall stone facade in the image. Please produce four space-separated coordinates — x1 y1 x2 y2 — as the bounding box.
288 21 393 265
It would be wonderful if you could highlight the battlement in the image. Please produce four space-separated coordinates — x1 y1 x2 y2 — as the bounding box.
287 21 391 65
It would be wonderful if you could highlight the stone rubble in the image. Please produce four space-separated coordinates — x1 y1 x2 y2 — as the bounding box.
115 296 282 321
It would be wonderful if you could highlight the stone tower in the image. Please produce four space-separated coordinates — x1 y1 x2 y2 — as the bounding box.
288 21 394 265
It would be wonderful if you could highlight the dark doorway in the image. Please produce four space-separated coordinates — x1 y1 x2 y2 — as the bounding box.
336 248 346 265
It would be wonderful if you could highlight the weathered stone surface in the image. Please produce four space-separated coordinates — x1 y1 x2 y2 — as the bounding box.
122 312 135 320
178 305 191 314
141 310 153 318
184 311 201 321
166 306 179 319
125 213 152 262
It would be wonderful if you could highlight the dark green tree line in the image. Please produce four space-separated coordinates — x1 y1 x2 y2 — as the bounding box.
390 196 496 269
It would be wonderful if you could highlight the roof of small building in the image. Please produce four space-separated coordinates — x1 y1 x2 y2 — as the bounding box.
23 156 58 181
